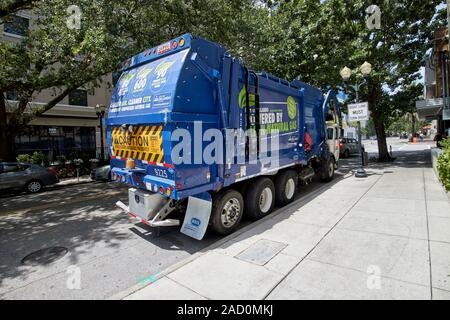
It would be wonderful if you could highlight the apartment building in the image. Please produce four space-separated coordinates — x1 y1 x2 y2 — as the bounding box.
1 11 114 160
416 27 450 137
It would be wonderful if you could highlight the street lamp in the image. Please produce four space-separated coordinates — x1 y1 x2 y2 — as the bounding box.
95 104 107 161
340 61 373 178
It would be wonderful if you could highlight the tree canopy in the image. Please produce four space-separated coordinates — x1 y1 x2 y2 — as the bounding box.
0 0 448 161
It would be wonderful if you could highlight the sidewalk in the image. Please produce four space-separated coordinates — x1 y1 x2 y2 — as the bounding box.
122 150 450 300
56 175 92 186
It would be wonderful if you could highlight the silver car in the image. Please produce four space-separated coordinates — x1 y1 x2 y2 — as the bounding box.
90 165 111 181
0 162 59 194
339 138 360 158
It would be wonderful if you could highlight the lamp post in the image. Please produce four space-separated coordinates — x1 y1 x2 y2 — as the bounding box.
95 104 106 161
340 62 373 178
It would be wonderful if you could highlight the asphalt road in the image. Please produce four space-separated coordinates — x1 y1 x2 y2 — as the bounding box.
0 140 424 300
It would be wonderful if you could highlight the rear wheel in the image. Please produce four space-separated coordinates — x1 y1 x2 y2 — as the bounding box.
275 170 298 206
344 149 349 158
26 180 42 193
210 190 244 235
245 178 275 221
319 158 335 182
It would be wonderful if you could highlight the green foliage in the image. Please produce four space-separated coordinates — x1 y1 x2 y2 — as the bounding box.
1 0 448 163
31 151 48 166
248 0 446 160
0 0 254 160
437 138 450 192
16 154 32 163
16 151 48 166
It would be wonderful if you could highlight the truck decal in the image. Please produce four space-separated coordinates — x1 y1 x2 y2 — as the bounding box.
112 126 164 162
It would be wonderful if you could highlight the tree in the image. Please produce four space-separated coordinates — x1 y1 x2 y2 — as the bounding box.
0 0 253 161
248 0 446 161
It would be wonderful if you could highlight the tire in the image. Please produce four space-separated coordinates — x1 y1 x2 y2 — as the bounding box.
319 157 335 182
245 177 275 221
210 189 244 235
275 170 298 206
26 180 43 193
344 149 350 158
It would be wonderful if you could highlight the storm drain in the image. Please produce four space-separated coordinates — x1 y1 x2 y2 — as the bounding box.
235 239 287 266
21 247 68 266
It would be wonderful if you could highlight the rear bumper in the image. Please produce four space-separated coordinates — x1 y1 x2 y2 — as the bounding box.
111 167 177 199
42 174 59 186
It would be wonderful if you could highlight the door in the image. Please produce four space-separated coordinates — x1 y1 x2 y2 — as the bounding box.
327 126 339 161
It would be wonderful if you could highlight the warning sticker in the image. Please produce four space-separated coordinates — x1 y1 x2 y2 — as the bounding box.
111 125 164 162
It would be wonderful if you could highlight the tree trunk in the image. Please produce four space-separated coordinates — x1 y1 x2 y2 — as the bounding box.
0 92 16 161
368 81 392 162
374 114 391 161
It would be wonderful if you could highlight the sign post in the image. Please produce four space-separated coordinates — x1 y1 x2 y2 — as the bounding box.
348 102 369 178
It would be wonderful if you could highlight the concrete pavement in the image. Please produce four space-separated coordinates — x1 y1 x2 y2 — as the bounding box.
124 142 450 300
0 162 338 299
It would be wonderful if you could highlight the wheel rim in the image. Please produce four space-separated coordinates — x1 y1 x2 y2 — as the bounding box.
259 187 273 213
284 178 295 200
329 161 334 176
28 181 41 192
221 198 241 228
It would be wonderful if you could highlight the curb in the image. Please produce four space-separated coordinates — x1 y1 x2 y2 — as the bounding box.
108 171 354 300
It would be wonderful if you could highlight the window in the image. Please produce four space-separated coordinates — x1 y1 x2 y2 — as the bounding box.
327 128 335 140
6 89 18 101
1 163 29 173
4 15 29 37
69 89 88 106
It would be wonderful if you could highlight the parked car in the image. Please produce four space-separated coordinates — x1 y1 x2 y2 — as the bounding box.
90 165 111 181
339 138 359 158
0 162 59 194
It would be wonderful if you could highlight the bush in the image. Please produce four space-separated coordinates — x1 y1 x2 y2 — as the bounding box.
16 152 49 166
31 151 49 167
16 154 32 163
437 138 450 192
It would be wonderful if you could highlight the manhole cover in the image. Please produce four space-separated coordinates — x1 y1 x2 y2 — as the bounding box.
21 247 68 266
235 239 287 266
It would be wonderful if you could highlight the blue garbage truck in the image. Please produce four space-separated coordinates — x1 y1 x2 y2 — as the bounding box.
107 34 342 240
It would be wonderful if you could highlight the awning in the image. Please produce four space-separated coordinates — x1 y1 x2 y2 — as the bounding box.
416 98 445 120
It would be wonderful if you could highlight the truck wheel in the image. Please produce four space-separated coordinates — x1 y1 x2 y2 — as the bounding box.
245 178 275 221
275 170 298 206
210 190 244 235
319 158 335 182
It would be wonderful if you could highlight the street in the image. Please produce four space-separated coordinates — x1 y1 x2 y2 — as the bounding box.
0 155 359 300
0 140 444 300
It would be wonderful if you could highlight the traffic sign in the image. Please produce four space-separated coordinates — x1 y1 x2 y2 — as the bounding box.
348 102 369 121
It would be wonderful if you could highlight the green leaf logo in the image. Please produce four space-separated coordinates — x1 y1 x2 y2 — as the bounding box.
137 67 153 79
155 60 175 79
238 87 255 109
287 96 297 120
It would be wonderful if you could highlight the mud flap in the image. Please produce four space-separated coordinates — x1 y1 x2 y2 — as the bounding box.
180 192 212 240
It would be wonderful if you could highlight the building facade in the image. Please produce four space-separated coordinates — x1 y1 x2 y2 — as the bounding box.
1 11 113 161
416 27 450 137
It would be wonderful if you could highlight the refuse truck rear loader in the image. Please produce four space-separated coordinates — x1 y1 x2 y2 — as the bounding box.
107 34 342 240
